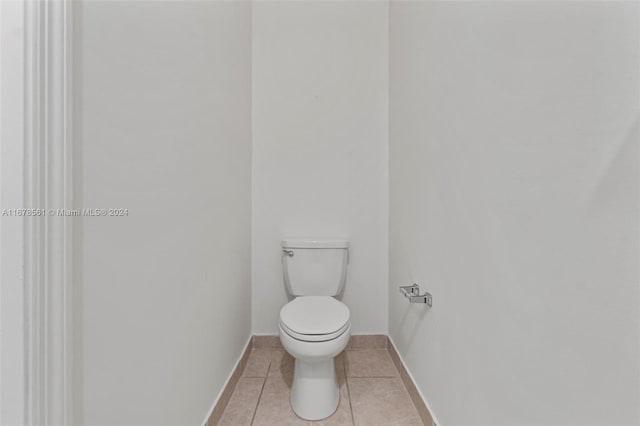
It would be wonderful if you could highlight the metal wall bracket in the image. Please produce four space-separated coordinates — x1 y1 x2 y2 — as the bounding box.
399 284 432 307
282 249 294 257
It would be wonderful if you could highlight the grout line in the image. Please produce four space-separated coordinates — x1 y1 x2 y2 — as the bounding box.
345 376 356 426
249 376 268 426
250 356 274 425
265 355 273 377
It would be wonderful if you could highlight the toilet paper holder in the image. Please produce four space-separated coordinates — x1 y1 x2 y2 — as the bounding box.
399 284 432 307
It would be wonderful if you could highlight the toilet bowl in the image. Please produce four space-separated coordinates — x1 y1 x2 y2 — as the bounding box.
279 296 351 420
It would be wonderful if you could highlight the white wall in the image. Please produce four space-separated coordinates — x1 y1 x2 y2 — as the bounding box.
0 1 25 424
75 1 251 424
389 2 639 426
252 0 389 335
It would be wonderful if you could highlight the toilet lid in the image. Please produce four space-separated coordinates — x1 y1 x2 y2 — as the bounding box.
280 296 350 336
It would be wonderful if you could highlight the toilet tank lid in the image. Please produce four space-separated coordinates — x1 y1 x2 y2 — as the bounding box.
281 239 349 249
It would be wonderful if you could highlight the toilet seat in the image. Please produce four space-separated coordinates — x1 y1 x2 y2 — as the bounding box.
280 296 350 342
280 321 350 342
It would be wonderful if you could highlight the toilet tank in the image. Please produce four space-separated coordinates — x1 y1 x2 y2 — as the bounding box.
281 239 349 297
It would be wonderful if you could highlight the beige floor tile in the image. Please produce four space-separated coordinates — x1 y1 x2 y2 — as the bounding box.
313 375 354 426
242 349 272 377
346 335 388 350
345 349 398 377
253 336 282 348
267 349 294 379
253 373 353 426
252 373 310 426
218 378 265 426
348 377 423 426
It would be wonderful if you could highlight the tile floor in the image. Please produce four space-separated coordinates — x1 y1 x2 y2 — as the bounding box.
217 343 424 426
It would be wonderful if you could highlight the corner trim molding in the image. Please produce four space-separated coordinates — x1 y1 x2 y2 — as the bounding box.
24 1 75 424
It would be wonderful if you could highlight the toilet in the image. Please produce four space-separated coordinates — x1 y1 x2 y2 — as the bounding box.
279 238 351 421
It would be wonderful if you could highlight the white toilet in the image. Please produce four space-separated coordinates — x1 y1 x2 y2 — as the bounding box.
279 238 351 421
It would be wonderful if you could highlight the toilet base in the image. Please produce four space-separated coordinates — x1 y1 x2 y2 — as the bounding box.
279 323 351 421
290 358 339 420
